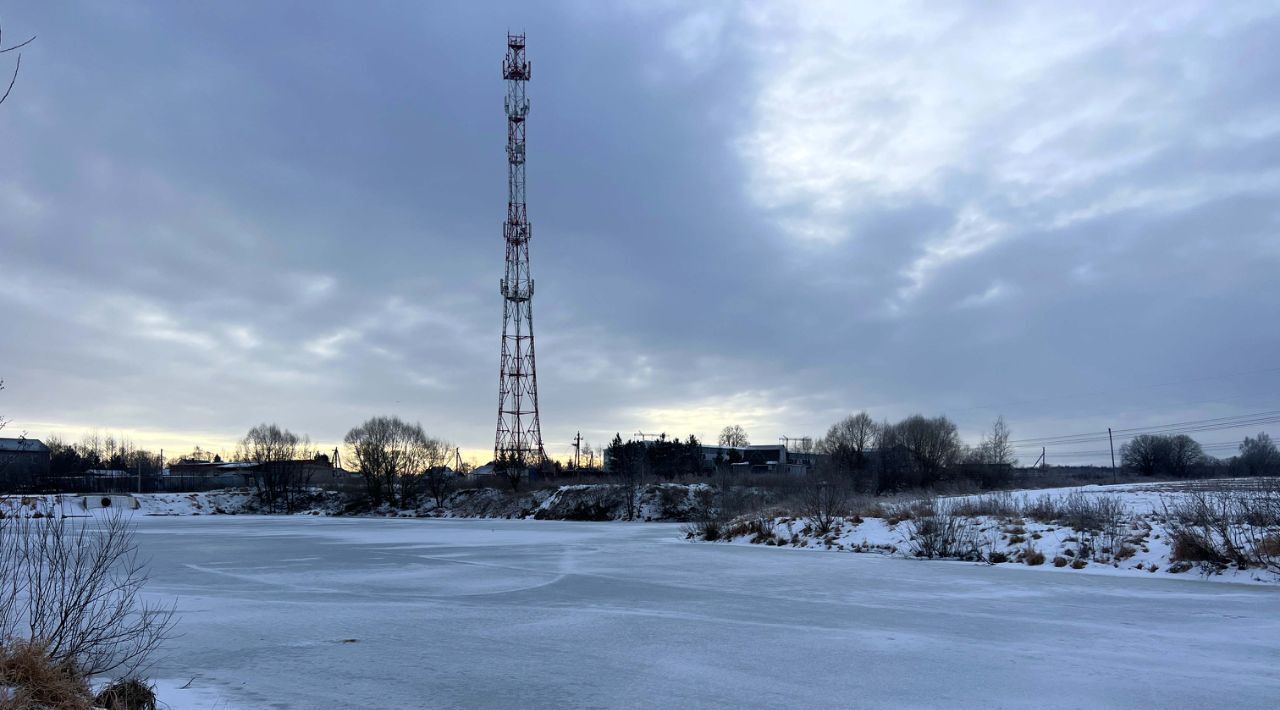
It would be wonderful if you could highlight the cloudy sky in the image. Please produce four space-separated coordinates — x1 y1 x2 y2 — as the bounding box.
2 1 1278 465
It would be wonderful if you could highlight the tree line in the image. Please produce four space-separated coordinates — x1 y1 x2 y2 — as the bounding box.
1120 431 1279 478
233 416 457 512
813 412 1015 493
604 433 704 480
45 434 165 478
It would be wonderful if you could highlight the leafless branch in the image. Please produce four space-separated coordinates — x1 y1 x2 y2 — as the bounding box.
0 34 37 54
0 508 177 678
0 21 35 107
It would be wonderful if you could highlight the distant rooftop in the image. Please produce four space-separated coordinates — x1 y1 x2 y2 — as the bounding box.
0 437 48 453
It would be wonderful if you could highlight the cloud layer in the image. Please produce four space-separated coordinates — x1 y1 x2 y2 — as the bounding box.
2 2 1278 464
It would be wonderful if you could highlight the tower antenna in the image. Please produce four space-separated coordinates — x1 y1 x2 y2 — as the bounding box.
495 32 547 471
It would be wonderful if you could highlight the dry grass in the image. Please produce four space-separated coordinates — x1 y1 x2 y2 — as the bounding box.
1022 546 1046 566
0 640 93 710
1168 527 1230 566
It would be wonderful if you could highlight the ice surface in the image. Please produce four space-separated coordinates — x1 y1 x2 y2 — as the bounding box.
129 516 1280 709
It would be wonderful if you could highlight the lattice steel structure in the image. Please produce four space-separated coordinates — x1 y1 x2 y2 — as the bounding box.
494 33 546 466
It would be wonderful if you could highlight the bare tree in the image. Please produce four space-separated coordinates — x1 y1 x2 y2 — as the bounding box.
618 452 650 521
1121 434 1204 478
895 415 962 487
239 424 312 513
818 411 879 490
971 415 1017 466
1238 432 1279 476
344 416 437 507
420 439 455 508
718 424 749 447
0 509 176 679
0 21 35 107
1121 434 1166 476
820 412 878 457
1166 434 1205 478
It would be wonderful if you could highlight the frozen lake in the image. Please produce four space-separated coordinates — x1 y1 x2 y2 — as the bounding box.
133 516 1280 709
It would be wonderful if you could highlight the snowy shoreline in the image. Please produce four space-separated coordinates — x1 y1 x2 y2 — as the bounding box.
7 480 1278 586
690 480 1280 586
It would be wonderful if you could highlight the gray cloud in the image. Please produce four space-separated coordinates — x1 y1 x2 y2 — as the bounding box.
1 1 1278 463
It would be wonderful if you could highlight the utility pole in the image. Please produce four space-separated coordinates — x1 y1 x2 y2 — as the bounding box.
572 431 583 470
1108 427 1116 485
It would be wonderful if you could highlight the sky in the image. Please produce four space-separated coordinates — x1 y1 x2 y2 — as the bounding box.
1 1 1278 466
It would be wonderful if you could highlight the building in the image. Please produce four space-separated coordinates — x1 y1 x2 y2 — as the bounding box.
0 437 51 489
166 457 358 487
699 443 820 476
602 440 824 476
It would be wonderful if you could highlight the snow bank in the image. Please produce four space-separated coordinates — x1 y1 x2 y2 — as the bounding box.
0 490 262 517
695 480 1280 585
425 482 716 521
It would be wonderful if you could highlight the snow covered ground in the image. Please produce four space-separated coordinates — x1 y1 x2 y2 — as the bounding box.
127 515 1280 709
703 480 1280 585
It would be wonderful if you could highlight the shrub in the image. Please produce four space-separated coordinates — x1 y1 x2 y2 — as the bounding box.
1024 496 1060 523
905 500 981 560
1023 546 1046 566
1070 558 1087 569
952 492 1019 518
799 478 849 536
1058 492 1124 533
94 677 158 710
1164 487 1280 573
987 551 1009 564
722 513 779 544
1052 556 1068 567
682 518 724 541
0 511 176 678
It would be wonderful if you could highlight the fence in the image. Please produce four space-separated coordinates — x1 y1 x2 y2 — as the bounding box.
11 473 255 495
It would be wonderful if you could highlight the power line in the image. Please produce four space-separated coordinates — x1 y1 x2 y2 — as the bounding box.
1017 438 1256 459
948 365 1280 415
1009 409 1280 447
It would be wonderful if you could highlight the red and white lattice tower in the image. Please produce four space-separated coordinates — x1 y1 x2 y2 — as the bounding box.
494 33 546 467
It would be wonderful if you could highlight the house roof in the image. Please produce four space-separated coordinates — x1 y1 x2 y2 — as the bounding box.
0 438 49 453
